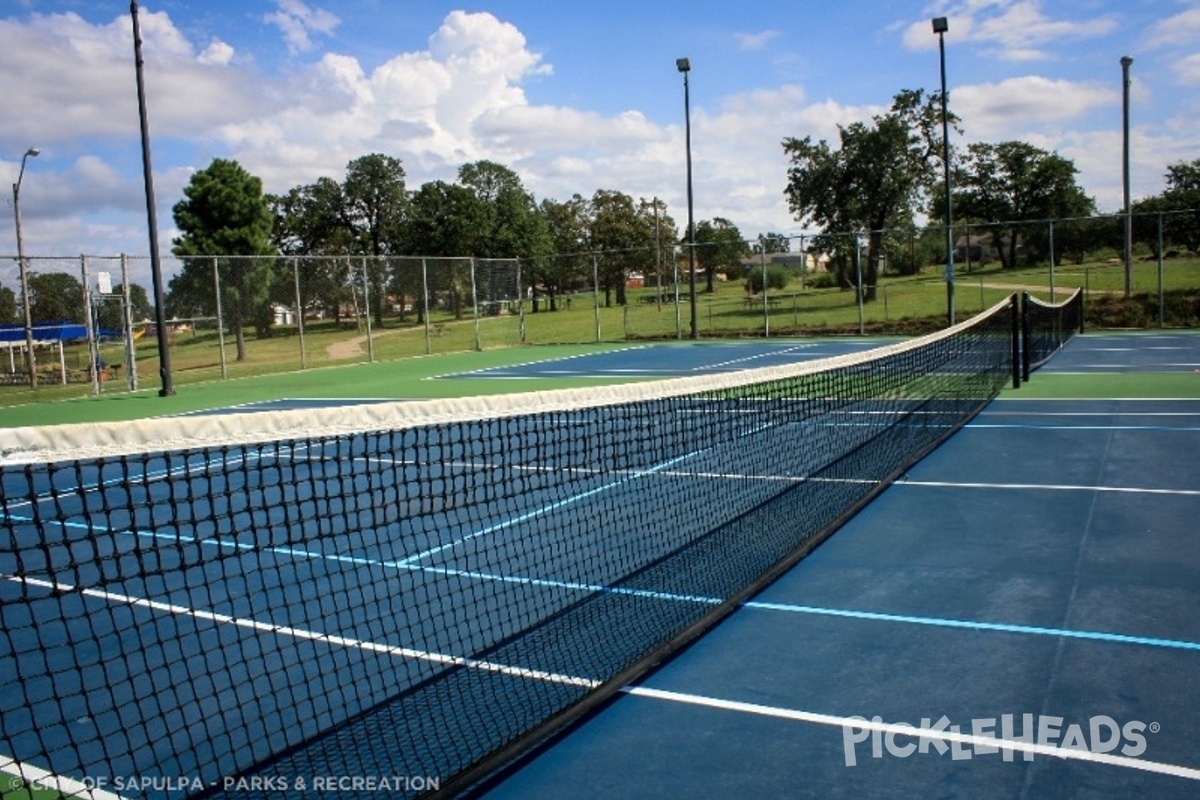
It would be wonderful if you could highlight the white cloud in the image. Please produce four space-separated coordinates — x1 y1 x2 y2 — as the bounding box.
0 9 266 146
1171 53 1200 85
263 0 340 54
199 40 235 66
1142 7 1200 48
3 2 1193 262
952 75 1117 139
219 10 557 191
902 0 1116 60
734 30 781 51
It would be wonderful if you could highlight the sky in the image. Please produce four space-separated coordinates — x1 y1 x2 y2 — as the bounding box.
2 0 1199 290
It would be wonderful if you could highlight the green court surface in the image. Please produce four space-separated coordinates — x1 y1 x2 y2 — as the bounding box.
0 344 637 430
1002 372 1200 399
2 334 1198 431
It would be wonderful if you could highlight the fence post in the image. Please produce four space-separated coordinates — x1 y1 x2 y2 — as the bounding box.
799 234 806 288
1048 219 1055 302
470 257 482 352
361 257 375 362
516 257 526 344
761 248 770 336
673 247 682 340
213 256 228 380
855 235 864 336
293 257 307 370
1157 212 1165 329
592 254 602 343
81 255 100 394
121 254 138 391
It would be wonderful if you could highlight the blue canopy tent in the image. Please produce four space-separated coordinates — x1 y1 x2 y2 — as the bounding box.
1 322 89 384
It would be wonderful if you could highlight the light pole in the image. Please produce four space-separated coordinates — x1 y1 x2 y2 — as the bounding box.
933 16 954 326
677 57 698 339
13 147 40 388
1121 55 1133 298
131 1 175 395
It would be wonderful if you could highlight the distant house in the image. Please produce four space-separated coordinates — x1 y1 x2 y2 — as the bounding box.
954 231 1023 265
954 233 997 263
738 251 830 274
272 304 296 326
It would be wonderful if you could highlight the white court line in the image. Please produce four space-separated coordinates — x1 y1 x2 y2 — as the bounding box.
969 423 1200 431
5 574 1196 786
896 479 1200 497
395 450 700 566
0 755 129 800
2 574 601 690
622 687 1200 783
981 411 1200 417
12 512 1200 652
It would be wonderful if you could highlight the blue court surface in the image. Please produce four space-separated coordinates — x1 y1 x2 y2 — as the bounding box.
1040 332 1200 373
476 337 1200 799
174 341 894 417
2 332 1198 800
445 339 892 380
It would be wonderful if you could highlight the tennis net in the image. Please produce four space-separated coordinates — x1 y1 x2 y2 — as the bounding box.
1 297 1016 800
1022 288 1084 380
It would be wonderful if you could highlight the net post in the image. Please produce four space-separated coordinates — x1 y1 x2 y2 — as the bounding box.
1010 293 1021 389
1020 291 1031 383
1078 282 1086 334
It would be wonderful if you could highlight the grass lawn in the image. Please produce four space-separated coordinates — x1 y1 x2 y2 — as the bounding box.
1 255 1195 412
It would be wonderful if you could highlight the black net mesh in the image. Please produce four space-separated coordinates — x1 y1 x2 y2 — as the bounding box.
1 299 1017 799
1022 288 1083 378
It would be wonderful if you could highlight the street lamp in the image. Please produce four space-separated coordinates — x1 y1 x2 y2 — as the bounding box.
932 16 954 326
1121 55 1133 298
677 57 698 339
13 147 40 388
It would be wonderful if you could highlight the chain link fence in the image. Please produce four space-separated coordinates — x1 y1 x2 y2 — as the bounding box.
1 209 1196 394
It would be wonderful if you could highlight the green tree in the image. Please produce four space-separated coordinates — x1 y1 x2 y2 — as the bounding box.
457 161 553 313
170 158 275 360
1132 158 1200 255
536 195 591 311
267 177 355 323
745 265 790 293
692 217 749 292
404 181 490 319
94 283 152 330
587 189 655 306
753 233 791 254
640 197 680 297
343 154 407 325
0 284 15 324
784 89 951 300
950 141 1095 268
28 272 84 323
